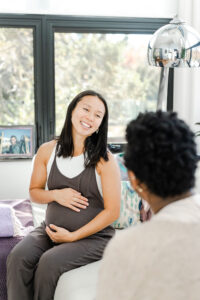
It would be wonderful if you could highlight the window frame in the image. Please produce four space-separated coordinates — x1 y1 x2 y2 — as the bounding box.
0 14 172 148
0 14 44 148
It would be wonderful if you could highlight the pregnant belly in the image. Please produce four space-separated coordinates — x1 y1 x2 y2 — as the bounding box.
45 202 102 231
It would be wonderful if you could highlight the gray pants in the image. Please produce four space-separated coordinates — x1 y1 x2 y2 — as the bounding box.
7 223 111 300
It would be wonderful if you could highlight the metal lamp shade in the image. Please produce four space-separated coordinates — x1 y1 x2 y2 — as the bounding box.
148 18 200 68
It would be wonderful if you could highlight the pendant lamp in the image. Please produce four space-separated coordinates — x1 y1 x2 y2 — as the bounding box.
147 16 200 110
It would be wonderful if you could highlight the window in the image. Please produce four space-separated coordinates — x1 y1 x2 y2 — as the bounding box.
55 33 160 141
0 14 172 148
0 28 34 125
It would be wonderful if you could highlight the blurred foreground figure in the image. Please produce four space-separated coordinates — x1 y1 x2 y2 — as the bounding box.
97 110 200 300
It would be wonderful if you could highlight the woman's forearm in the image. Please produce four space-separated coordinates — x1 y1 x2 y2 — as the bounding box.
72 208 120 241
29 188 56 204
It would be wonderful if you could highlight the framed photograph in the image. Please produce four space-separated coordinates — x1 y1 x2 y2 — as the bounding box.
0 125 35 159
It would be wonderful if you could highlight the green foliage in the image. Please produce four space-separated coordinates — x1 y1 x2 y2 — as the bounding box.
0 28 34 125
55 33 160 138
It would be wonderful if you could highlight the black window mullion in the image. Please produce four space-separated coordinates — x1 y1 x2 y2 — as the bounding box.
167 68 174 112
33 19 44 149
45 20 55 142
45 15 171 34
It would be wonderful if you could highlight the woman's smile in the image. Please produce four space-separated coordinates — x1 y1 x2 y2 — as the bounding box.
80 121 92 129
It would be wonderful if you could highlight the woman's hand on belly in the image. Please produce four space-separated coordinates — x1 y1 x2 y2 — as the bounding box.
53 188 89 212
45 224 76 243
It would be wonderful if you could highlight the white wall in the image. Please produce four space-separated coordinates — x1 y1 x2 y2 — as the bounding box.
173 0 200 154
1 0 200 199
0 160 32 199
172 0 200 193
0 0 178 17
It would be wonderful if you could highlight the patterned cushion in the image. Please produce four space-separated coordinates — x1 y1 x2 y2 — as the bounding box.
113 181 142 229
113 153 142 228
115 152 129 181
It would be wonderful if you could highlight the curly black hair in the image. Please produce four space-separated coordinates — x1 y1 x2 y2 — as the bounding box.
124 110 198 198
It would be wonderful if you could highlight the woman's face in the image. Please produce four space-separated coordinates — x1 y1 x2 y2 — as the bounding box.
71 95 106 138
10 137 17 145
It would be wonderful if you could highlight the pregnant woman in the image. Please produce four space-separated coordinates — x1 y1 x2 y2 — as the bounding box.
7 90 121 300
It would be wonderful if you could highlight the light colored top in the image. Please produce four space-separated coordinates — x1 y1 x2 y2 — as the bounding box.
96 194 200 300
46 146 103 195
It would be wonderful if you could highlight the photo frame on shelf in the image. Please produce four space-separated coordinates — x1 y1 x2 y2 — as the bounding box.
0 125 35 160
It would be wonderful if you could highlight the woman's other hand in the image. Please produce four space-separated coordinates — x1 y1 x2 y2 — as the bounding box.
45 224 76 243
53 188 89 212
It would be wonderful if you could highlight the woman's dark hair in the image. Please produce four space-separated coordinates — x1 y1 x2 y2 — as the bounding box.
124 110 198 198
56 90 109 167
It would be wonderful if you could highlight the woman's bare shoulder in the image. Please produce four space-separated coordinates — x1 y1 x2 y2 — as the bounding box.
96 151 117 174
100 151 115 165
36 140 57 163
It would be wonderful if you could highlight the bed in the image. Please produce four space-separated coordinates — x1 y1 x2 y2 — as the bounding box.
0 199 33 300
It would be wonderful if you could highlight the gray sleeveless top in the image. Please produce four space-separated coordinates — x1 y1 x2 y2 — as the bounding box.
45 154 114 238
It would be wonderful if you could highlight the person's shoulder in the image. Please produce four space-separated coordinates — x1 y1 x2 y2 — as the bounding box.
39 140 56 151
36 140 57 163
96 150 118 173
99 150 114 164
106 221 160 254
104 225 142 256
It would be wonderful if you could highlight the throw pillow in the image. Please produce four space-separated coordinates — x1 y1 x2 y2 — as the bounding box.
0 199 34 237
113 181 142 229
115 152 129 181
0 204 22 237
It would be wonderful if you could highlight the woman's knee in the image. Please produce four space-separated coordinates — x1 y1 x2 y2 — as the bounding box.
7 242 27 269
36 251 61 282
7 238 38 271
